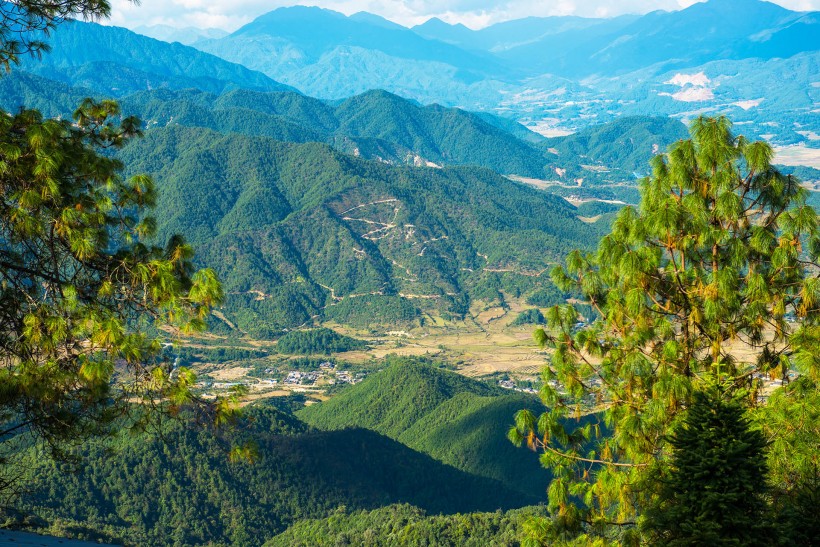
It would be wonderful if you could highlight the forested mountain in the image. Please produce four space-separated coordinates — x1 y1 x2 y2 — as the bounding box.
193 5 510 98
299 362 552 498
266 504 549 546
0 71 548 174
333 90 546 174
0 71 92 117
0 67 697 335
542 116 690 174
8 404 536 546
4 0 818 545
18 20 292 96
0 69 697 333
120 87 550 175
148 0 819 147
119 86 688 183
117 125 602 334
0 69 690 184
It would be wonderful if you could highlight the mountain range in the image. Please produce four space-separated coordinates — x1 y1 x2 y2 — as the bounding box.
12 0 818 148
18 20 292 96
0 1 812 336
117 124 601 334
176 0 818 147
0 67 693 332
0 2 817 545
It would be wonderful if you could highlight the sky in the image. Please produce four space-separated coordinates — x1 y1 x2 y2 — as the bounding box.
107 0 820 32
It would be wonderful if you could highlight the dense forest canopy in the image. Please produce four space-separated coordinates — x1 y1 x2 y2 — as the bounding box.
0 2 817 545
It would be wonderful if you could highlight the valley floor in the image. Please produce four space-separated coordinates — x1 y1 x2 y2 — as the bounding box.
182 294 550 404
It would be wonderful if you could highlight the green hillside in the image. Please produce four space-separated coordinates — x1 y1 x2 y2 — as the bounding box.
299 361 500 436
333 90 547 175
117 125 601 333
20 21 292 96
0 73 689 190
542 115 688 174
299 361 550 498
121 86 548 175
277 328 368 354
266 504 549 546
10 407 536 547
0 71 94 117
0 72 575 181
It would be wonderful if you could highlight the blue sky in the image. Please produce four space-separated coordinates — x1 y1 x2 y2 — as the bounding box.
108 0 820 32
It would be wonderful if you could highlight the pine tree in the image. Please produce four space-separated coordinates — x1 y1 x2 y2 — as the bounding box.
758 377 820 545
509 116 820 539
641 388 771 546
0 0 231 497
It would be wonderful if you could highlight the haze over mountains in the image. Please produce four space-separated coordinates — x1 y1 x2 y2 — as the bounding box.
18 21 292 96
12 0 818 147
176 0 819 145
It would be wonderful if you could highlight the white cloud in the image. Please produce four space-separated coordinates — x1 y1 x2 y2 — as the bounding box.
107 0 820 32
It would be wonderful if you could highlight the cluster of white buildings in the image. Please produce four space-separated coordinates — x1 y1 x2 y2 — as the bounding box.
498 379 537 394
279 362 365 387
335 370 362 384
284 370 320 385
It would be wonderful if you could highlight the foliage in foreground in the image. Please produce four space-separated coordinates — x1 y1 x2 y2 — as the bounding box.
511 116 820 542
641 387 771 545
0 100 224 497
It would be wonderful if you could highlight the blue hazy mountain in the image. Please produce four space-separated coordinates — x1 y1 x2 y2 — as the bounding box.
132 24 229 45
179 0 818 150
192 6 514 101
200 6 502 74
499 0 818 76
412 15 635 53
19 20 293 96
191 0 817 85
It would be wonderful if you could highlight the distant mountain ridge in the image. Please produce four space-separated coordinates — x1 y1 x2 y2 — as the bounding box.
204 6 506 74
189 5 514 104
133 24 229 45
182 0 818 85
500 0 816 76
19 20 293 96
161 0 819 147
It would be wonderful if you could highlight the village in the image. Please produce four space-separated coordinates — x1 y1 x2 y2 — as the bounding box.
197 360 369 399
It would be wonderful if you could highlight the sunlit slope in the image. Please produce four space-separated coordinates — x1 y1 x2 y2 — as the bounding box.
299 362 550 497
119 126 602 333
